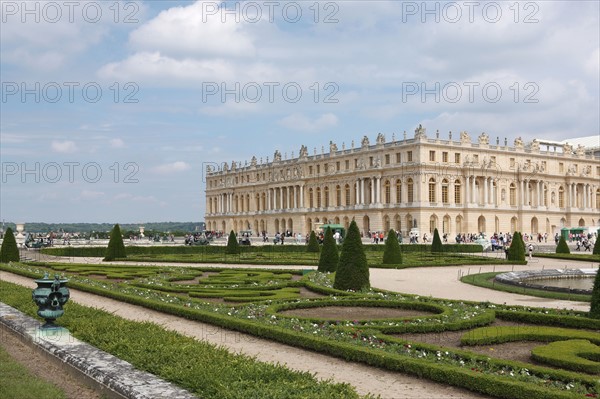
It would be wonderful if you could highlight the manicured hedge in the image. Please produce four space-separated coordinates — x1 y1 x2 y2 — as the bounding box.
495 309 600 329
531 339 600 374
461 326 600 346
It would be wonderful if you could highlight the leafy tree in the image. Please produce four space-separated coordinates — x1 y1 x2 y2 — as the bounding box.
556 235 571 254
507 231 525 262
226 230 240 254
334 220 370 291
318 228 339 272
104 224 126 261
0 227 20 263
593 229 600 256
382 229 402 264
431 228 443 253
307 231 320 253
589 266 600 319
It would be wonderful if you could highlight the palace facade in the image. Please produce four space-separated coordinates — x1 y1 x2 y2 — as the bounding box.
205 126 600 240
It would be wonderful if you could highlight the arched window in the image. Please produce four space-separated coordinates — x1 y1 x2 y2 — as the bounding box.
428 178 436 203
510 183 516 206
384 180 391 204
407 178 414 202
336 185 341 206
442 179 449 204
345 184 351 206
595 188 600 209
395 180 402 203
558 186 564 208
324 187 329 207
316 187 322 208
454 179 461 204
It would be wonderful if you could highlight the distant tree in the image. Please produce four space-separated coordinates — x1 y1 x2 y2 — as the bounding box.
104 224 126 261
507 231 525 262
318 227 339 272
556 235 571 254
334 221 370 291
226 230 240 254
307 231 320 253
431 228 443 253
0 227 20 263
589 266 600 319
593 229 600 256
382 229 402 264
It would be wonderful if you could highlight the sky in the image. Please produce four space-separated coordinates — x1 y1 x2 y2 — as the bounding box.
1 0 599 224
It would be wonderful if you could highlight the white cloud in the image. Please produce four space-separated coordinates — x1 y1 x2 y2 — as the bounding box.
151 161 191 175
278 113 338 132
79 190 105 200
110 138 125 148
51 140 78 153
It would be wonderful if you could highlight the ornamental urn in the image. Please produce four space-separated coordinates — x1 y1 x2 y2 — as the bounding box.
32 272 70 328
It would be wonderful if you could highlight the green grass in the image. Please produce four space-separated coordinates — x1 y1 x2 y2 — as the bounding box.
460 272 591 302
0 344 67 399
0 281 366 399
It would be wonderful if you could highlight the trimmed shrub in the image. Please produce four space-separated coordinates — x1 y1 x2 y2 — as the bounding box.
593 229 600 255
318 228 339 273
589 266 600 319
306 231 320 253
382 229 402 264
104 224 126 261
0 227 20 263
556 235 570 254
226 230 240 254
431 228 443 253
507 232 525 262
333 220 369 291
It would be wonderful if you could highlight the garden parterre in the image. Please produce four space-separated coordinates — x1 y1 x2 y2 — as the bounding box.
1 261 599 399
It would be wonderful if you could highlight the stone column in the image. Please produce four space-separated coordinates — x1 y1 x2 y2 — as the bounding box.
472 176 477 204
465 176 470 205
300 185 304 208
484 178 488 205
360 178 365 204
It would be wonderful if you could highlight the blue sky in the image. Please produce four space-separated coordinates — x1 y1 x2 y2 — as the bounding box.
1 0 599 223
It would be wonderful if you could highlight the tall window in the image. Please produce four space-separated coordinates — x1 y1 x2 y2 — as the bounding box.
510 183 516 206
455 153 461 164
407 151 413 162
454 180 461 204
442 152 448 163
596 188 600 209
336 185 341 206
407 178 414 202
429 151 435 161
309 188 314 208
559 186 564 208
396 152 401 163
324 187 329 207
442 179 449 203
543 186 548 207
316 187 322 207
384 180 391 203
345 184 351 206
428 178 436 203
385 154 390 165
396 180 402 203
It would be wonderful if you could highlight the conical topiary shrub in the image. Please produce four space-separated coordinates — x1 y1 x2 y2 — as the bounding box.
556 235 571 254
431 228 443 253
226 230 240 254
318 227 339 272
104 224 126 261
382 229 402 264
507 231 525 262
334 220 370 291
589 266 600 319
0 227 20 263
307 231 320 253
593 229 600 256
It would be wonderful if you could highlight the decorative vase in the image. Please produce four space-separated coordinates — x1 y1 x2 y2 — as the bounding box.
32 272 70 328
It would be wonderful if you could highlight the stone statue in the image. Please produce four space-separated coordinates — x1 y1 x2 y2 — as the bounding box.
576 144 586 157
460 131 470 144
414 124 426 139
567 164 576 176
329 140 338 153
222 162 229 172
299 145 308 158
206 165 213 173
514 137 524 149
250 156 257 167
231 160 236 170
274 150 282 162
374 156 382 168
357 157 366 170
361 135 370 148
530 139 540 152
376 133 385 145
582 165 592 176
563 143 572 154
478 132 489 145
